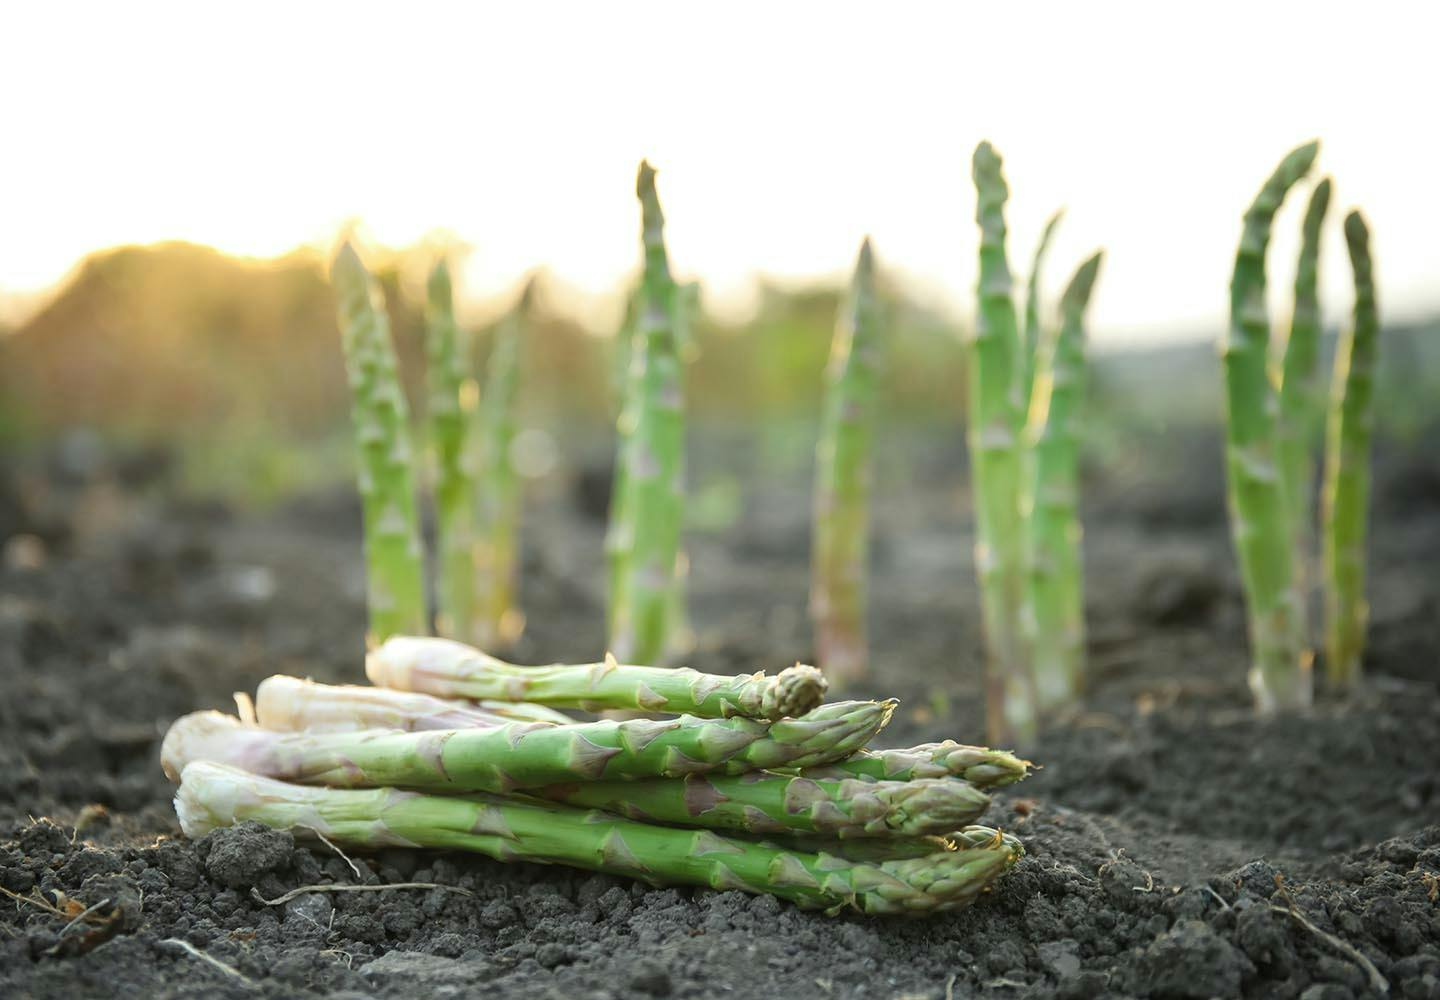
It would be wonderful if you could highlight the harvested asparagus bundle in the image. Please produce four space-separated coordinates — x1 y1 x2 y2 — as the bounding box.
366 635 827 721
424 259 482 645
254 675 573 733
175 762 1021 916
331 243 428 645
1321 210 1379 686
810 238 884 685
1222 141 1319 713
533 771 990 839
161 699 893 790
794 740 1030 789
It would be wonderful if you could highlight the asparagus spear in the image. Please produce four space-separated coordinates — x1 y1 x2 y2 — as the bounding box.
176 762 1021 916
425 259 482 645
533 771 990 840
607 161 686 664
968 142 1035 744
475 279 533 648
331 243 428 645
160 699 894 790
1023 251 1104 712
1321 210 1379 687
772 825 1025 863
794 741 1031 789
1276 178 1333 643
810 238 883 685
365 635 827 721
253 675 573 733
1021 209 1065 416
1222 140 1319 713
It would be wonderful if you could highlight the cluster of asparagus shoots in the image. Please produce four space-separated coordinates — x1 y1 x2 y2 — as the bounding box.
163 636 1031 916
1222 140 1380 712
332 243 532 651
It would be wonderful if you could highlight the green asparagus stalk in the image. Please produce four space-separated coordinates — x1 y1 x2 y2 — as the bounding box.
1321 210 1379 687
425 259 482 644
253 675 573 733
968 142 1035 744
533 771 990 840
1222 141 1319 713
1021 209 1065 416
367 636 825 720
607 161 686 664
161 699 893 790
771 825 1025 863
175 762 1021 916
331 243 428 646
474 279 533 648
1276 178 1333 642
1022 251 1104 712
810 238 883 685
794 741 1031 789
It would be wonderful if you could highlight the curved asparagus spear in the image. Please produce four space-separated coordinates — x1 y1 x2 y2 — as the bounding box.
176 762 1021 916
161 699 894 790
1023 251 1103 712
1321 210 1379 687
607 161 686 664
1223 141 1319 713
1021 208 1065 416
795 741 1031 788
1276 178 1333 644
969 142 1035 745
331 243 427 645
534 771 989 839
425 259 482 645
366 635 827 721
254 675 573 733
810 238 883 685
475 279 533 648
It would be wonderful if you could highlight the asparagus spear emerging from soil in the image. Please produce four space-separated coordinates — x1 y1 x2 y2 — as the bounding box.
365 635 827 721
1021 208 1065 416
810 238 883 685
1276 178 1333 642
1321 210 1379 687
1222 140 1319 713
968 142 1036 744
176 762 1021 916
1023 251 1104 712
607 161 686 664
254 675 573 733
533 771 990 839
475 280 532 648
331 243 428 645
425 259 482 644
161 699 892 790
795 740 1031 789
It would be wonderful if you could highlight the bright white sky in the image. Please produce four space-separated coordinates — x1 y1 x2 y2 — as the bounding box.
2 2 1436 343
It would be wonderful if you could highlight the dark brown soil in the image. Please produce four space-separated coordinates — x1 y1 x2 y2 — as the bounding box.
1 427 1437 1000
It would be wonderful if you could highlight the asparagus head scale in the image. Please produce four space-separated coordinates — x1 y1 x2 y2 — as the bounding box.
367 635 827 721
1222 140 1319 713
535 771 991 840
810 238 884 685
161 699 892 791
254 675 574 733
331 243 428 646
425 258 482 645
969 142 1036 745
607 161 686 664
176 762 1021 916
1023 251 1103 712
475 278 533 648
1321 210 1379 687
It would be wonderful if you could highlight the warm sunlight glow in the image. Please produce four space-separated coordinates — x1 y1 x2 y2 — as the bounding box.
3 1 1436 341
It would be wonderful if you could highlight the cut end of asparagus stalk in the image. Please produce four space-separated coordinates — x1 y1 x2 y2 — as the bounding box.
161 711 254 783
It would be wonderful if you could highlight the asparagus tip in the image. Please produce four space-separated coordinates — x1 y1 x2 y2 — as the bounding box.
765 663 829 720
